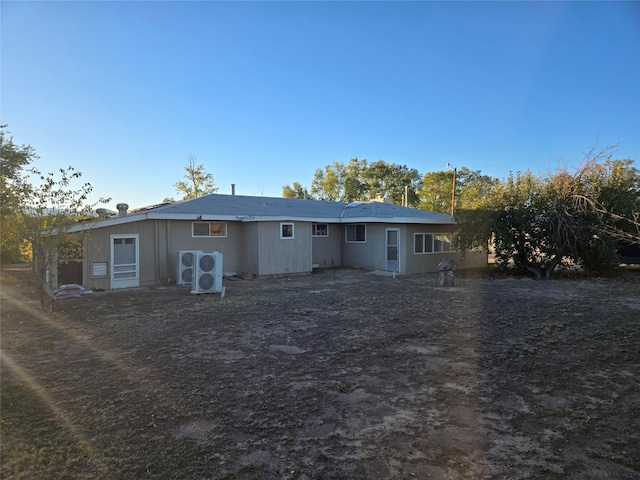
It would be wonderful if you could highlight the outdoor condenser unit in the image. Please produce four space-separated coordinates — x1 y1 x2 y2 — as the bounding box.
177 250 202 285
191 251 223 294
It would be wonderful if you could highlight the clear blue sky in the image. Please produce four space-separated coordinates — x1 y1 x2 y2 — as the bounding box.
2 1 639 210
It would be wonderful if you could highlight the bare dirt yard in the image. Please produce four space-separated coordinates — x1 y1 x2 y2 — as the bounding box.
1 265 640 480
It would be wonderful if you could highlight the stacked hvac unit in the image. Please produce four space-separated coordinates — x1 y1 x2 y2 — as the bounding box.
177 250 202 285
191 251 224 294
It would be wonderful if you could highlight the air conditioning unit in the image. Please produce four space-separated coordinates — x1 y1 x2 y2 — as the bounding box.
192 252 223 294
177 250 202 285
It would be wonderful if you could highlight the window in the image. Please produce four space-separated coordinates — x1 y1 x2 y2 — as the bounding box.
346 224 366 242
192 221 227 237
281 223 294 239
434 234 452 252
414 233 454 254
414 233 433 254
312 223 328 237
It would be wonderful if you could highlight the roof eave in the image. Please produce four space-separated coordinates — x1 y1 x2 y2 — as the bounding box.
339 216 456 224
68 213 151 232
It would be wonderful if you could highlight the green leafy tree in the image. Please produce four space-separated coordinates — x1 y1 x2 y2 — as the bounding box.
417 170 453 214
308 158 420 205
418 167 498 214
309 164 338 201
1 126 38 263
18 166 109 306
457 147 639 278
571 156 640 245
174 154 218 200
310 159 366 202
282 182 311 199
457 168 500 211
362 160 421 207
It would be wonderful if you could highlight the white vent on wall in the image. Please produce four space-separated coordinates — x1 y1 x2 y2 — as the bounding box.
192 252 223 294
177 250 202 285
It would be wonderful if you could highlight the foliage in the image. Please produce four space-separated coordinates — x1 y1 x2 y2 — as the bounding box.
363 160 421 206
282 181 311 199
309 159 364 202
294 158 420 205
1 126 38 263
18 166 109 305
418 167 498 214
457 146 639 278
417 170 453 214
174 154 218 200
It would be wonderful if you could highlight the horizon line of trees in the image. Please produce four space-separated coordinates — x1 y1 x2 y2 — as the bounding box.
281 158 499 213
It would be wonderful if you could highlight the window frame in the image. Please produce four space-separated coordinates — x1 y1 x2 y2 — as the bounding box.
192 221 227 238
414 233 454 254
280 222 294 239
312 223 329 237
345 224 366 243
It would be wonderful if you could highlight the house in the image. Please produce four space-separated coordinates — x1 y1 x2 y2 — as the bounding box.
68 193 487 290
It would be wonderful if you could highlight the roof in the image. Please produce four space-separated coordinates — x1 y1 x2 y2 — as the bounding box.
71 194 455 231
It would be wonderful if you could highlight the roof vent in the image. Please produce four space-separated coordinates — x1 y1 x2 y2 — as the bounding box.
371 194 393 205
96 208 108 217
116 203 129 217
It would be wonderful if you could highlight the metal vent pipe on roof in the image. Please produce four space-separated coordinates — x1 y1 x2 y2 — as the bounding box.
231 184 236 195
116 203 129 217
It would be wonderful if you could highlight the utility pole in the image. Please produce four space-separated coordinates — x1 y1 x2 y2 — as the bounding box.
447 163 457 215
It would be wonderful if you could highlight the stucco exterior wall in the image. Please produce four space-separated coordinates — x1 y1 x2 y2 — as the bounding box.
82 220 159 290
311 223 343 268
404 224 487 274
257 221 313 275
167 220 245 276
342 223 401 272
83 219 251 289
242 222 260 275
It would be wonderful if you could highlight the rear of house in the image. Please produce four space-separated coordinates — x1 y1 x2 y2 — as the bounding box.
69 194 487 290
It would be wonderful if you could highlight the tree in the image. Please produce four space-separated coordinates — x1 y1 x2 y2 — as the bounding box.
282 182 311 199
310 159 366 202
307 158 421 205
457 168 500 211
18 166 109 306
417 170 453 214
569 155 640 245
174 154 218 200
1 126 38 263
456 147 639 278
418 167 498 214
362 160 421 207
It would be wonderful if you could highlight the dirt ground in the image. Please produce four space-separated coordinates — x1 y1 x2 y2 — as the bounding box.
1 265 640 480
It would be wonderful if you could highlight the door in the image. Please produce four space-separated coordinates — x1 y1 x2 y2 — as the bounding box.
385 228 399 272
110 234 139 289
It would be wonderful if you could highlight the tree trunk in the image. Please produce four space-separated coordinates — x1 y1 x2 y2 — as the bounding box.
526 266 544 279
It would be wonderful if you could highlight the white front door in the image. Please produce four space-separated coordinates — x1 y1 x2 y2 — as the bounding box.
110 234 139 289
385 228 400 272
